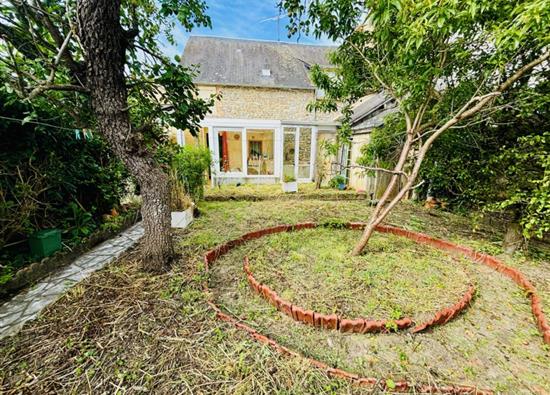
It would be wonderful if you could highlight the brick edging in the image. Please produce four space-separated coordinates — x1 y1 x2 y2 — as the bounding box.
244 254 476 334
372 223 550 343
206 298 490 394
244 255 410 332
202 221 549 393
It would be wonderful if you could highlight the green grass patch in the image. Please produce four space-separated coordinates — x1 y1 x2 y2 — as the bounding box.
245 228 472 320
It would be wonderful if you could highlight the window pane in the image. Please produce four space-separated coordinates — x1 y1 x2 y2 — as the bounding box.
247 129 274 175
217 130 243 173
283 127 296 179
298 127 312 178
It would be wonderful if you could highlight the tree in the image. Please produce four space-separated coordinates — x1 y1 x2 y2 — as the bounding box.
0 0 213 271
280 0 549 255
363 80 550 254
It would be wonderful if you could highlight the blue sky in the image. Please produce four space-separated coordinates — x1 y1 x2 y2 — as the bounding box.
161 0 334 59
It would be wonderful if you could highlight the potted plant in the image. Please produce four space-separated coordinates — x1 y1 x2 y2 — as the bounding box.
329 175 347 190
170 168 194 228
282 174 298 193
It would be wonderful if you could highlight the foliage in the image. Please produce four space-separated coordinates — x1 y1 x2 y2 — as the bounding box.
0 0 216 268
171 144 212 201
281 0 548 143
0 0 215 141
328 175 346 189
283 175 297 183
416 80 549 238
280 0 549 250
0 89 128 279
491 132 550 239
0 90 126 246
169 167 193 211
357 113 405 171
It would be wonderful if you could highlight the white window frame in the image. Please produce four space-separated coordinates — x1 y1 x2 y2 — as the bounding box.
176 129 185 146
204 118 282 182
212 126 246 176
281 125 317 182
244 128 277 177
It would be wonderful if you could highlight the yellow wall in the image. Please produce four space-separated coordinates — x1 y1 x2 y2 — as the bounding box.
349 133 371 191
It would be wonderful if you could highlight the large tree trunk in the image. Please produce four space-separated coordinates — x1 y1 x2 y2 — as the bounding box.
78 0 173 272
503 220 523 256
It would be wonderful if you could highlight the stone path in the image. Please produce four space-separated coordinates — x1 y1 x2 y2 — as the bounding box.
0 223 144 340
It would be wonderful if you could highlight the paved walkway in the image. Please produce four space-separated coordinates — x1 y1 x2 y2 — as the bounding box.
0 223 144 340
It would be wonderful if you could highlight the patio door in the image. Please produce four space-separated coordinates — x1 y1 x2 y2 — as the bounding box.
282 126 314 182
213 127 245 175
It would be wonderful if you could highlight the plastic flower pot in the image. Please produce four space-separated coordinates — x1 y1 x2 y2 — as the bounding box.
29 229 62 258
282 181 298 193
171 205 195 228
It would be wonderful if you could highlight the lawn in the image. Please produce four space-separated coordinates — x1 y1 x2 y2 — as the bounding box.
1 191 549 394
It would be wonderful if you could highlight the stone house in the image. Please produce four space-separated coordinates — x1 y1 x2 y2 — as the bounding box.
345 93 399 197
178 36 340 185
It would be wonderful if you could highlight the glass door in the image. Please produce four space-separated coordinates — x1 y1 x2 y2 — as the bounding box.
282 126 313 181
283 127 297 180
297 127 312 179
213 127 245 175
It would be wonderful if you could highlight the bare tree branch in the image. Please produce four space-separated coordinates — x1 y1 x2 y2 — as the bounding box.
28 83 89 99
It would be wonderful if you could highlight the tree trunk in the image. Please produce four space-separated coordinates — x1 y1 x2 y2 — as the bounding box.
503 220 523 256
351 133 413 255
78 0 173 272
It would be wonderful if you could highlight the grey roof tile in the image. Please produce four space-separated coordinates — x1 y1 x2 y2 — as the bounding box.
181 36 335 90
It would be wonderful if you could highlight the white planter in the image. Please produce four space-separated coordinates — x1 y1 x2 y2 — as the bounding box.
171 206 194 228
282 181 298 193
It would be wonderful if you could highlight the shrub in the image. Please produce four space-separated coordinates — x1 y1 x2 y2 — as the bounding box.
328 175 346 189
0 90 127 276
172 145 211 201
169 167 193 211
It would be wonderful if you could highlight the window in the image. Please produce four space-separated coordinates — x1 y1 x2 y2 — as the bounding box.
283 127 296 179
247 129 274 175
217 129 243 173
298 127 312 179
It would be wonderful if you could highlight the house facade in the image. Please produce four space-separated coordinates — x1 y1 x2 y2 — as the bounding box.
179 36 339 185
346 93 399 197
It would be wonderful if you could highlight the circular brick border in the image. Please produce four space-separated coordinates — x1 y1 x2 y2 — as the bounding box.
203 222 549 393
244 253 475 334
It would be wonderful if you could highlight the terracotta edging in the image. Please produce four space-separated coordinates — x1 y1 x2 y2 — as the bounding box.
202 222 549 393
372 223 550 344
244 256 415 333
241 223 474 334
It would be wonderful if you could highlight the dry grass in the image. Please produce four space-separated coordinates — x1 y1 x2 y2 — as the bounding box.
0 196 549 394
204 183 366 201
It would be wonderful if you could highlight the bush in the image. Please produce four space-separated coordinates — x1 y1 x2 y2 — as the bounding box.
172 145 211 200
328 175 346 189
0 90 128 277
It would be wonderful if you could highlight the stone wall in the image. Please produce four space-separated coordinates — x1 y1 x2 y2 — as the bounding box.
199 85 337 122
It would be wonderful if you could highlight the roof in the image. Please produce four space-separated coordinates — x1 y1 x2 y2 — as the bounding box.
352 107 398 131
349 92 398 132
181 36 335 90
350 94 388 123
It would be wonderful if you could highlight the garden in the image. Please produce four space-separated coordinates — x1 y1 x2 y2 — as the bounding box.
1 195 549 393
1 0 549 393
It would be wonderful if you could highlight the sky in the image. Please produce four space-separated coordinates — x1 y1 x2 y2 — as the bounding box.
160 0 334 59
